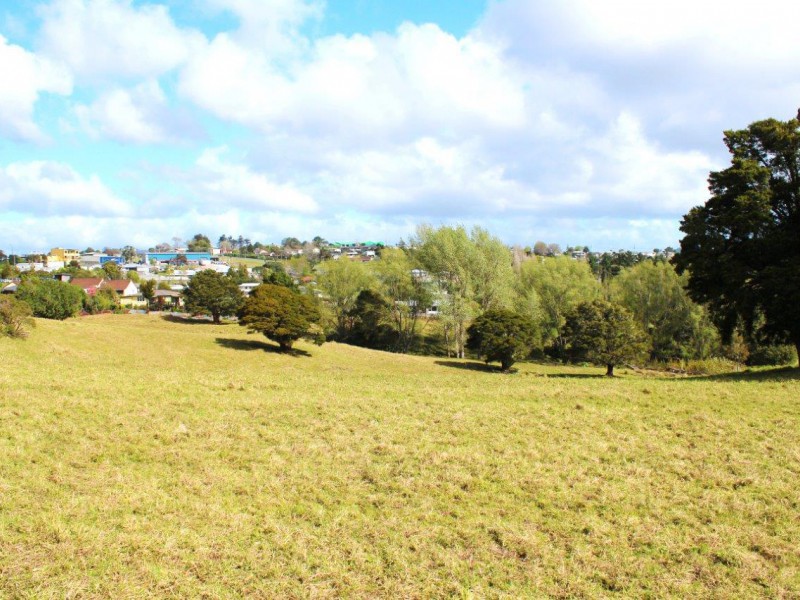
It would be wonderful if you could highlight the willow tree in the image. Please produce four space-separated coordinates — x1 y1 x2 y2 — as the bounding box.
610 261 718 360
517 256 600 354
413 225 513 358
316 258 374 339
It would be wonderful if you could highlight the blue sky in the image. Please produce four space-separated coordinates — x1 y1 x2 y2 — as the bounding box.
1 0 798 253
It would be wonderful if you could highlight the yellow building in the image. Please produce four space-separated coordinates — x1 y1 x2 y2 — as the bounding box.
49 248 81 264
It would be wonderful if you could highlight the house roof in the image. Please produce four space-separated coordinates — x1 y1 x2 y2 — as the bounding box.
69 278 104 289
101 280 136 293
155 289 181 297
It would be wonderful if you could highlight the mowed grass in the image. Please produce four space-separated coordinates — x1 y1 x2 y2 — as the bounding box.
1 315 798 598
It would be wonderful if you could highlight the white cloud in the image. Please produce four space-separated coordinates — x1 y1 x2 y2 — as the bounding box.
178 22 527 139
38 0 204 80
192 146 318 214
479 0 800 138
312 136 531 217
74 80 193 143
8 0 789 252
0 160 132 217
204 0 321 52
0 35 72 141
576 113 716 216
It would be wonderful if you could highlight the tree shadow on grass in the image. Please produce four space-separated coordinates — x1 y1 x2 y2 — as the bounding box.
215 337 311 357
161 313 216 325
435 360 512 374
684 366 800 383
543 373 613 379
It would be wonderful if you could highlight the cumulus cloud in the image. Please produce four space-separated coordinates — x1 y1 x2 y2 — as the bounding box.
579 113 715 216
6 0 790 251
309 137 528 217
191 146 319 214
0 160 132 216
74 80 199 143
178 22 527 140
479 0 800 146
0 34 72 141
204 0 322 52
38 0 204 80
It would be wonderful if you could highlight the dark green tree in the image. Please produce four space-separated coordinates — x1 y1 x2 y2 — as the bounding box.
15 278 84 320
345 289 397 350
187 234 212 252
261 261 296 288
140 279 156 309
226 264 254 285
466 309 538 371
101 261 123 280
674 112 800 360
563 300 648 376
183 270 243 324
121 245 138 262
238 284 322 351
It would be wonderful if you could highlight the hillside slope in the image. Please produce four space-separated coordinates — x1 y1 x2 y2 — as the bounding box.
1 314 798 597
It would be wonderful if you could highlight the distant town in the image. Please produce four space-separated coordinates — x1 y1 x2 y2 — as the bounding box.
1 235 678 300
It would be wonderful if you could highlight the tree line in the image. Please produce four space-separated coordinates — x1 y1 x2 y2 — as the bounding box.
4 111 798 373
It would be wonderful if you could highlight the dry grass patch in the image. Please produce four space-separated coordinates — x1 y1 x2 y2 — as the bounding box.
1 314 798 597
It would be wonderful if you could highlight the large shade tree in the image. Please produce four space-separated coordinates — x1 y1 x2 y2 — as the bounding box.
316 258 374 339
182 270 243 324
238 284 322 351
517 256 600 354
674 112 800 359
563 300 648 377
467 309 538 371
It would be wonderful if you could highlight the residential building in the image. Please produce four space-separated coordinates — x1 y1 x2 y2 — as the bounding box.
49 248 80 264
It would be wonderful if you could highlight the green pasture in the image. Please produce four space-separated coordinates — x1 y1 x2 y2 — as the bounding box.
1 315 797 597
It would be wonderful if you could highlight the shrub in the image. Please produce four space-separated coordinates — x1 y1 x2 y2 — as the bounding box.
747 345 798 366
682 357 743 375
15 278 84 320
0 296 35 338
84 288 119 314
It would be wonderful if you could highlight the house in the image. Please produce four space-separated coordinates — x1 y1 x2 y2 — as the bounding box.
69 278 105 296
154 289 182 309
239 283 259 296
100 280 143 307
79 252 105 269
49 248 80 264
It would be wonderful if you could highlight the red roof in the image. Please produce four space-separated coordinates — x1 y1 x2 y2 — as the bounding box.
69 278 104 293
101 280 134 293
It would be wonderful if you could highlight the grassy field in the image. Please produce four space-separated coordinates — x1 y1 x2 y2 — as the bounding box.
222 257 266 268
1 315 798 598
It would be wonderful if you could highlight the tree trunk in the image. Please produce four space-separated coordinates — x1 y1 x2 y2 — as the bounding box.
795 338 800 368
212 311 220 324
606 364 615 377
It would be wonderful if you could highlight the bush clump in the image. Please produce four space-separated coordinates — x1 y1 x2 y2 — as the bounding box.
15 278 84 320
0 296 35 339
747 345 798 367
